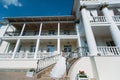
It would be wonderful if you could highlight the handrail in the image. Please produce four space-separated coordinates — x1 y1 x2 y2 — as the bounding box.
65 47 89 75
36 54 60 73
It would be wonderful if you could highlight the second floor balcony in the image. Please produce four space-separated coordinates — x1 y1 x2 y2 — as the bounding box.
4 31 77 37
90 16 120 25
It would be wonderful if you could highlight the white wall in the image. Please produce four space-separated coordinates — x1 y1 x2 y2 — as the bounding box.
69 57 94 80
0 60 37 69
95 57 120 80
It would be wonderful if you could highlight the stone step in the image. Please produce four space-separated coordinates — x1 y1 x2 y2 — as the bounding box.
0 71 34 80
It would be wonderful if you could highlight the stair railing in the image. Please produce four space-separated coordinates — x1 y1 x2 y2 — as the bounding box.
36 54 60 73
65 47 89 75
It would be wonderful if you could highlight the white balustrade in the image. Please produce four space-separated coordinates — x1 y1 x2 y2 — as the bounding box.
36 54 60 72
97 46 120 56
90 16 120 24
0 53 13 58
90 16 108 23
112 16 120 23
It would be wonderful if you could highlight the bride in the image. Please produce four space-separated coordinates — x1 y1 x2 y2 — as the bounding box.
50 50 66 80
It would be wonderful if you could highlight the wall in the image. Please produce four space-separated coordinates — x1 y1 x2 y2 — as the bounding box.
69 57 94 80
94 57 120 80
0 59 37 69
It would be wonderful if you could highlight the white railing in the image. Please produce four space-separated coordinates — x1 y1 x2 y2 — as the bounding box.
112 16 120 23
97 46 120 56
90 16 108 23
14 52 34 58
90 16 120 24
0 53 13 58
36 54 60 73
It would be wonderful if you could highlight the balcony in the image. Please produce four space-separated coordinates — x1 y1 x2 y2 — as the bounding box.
90 16 120 25
3 31 77 38
97 46 120 56
4 32 20 36
74 46 120 56
0 46 120 59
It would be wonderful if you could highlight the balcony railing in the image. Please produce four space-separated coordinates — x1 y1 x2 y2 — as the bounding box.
112 16 120 23
90 16 108 23
97 46 120 56
14 52 34 58
4 31 77 37
4 32 20 36
0 53 13 58
0 46 120 59
90 16 120 24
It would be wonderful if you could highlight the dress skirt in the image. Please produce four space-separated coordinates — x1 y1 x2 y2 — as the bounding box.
50 56 66 79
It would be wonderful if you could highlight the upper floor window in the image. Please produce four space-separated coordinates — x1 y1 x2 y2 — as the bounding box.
30 45 36 52
64 30 70 35
106 41 115 46
48 30 55 35
47 45 55 52
64 45 72 52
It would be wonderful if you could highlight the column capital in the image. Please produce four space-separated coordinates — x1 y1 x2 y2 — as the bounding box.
98 3 108 10
79 5 87 11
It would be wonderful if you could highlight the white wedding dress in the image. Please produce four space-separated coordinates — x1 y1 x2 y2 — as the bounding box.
50 55 66 79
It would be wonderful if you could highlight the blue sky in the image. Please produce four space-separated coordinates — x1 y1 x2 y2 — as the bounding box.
0 0 73 20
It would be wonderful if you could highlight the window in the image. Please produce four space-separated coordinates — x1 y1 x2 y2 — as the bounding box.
106 41 115 46
30 45 36 52
64 30 70 35
47 45 55 52
64 45 72 52
48 30 55 35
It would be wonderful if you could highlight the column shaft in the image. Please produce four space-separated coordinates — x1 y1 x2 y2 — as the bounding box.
102 7 120 46
58 23 60 35
34 39 40 58
81 8 98 55
39 23 43 36
12 39 20 59
57 38 60 54
20 24 26 36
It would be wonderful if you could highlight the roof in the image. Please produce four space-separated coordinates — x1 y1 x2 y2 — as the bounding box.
3 15 75 23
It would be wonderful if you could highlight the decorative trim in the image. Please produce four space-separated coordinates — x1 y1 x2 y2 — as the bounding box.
98 3 108 10
79 5 87 11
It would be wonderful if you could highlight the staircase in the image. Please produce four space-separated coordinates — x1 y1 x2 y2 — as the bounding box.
36 64 69 80
36 64 54 80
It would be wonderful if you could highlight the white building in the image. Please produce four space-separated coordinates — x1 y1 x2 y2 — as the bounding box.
0 0 120 80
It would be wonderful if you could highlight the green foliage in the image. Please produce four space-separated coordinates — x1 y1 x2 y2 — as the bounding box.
29 68 35 72
79 74 87 78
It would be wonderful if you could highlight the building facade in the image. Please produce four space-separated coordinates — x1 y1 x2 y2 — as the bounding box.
0 0 120 80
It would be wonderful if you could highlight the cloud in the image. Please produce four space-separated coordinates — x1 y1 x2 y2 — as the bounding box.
2 0 22 9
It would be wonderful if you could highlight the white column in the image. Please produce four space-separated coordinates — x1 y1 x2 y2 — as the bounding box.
57 38 60 54
90 57 100 80
39 23 43 36
76 24 82 47
58 23 60 35
0 24 9 37
34 39 40 58
102 7 120 46
80 7 98 55
20 23 26 36
0 24 9 44
12 39 20 59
